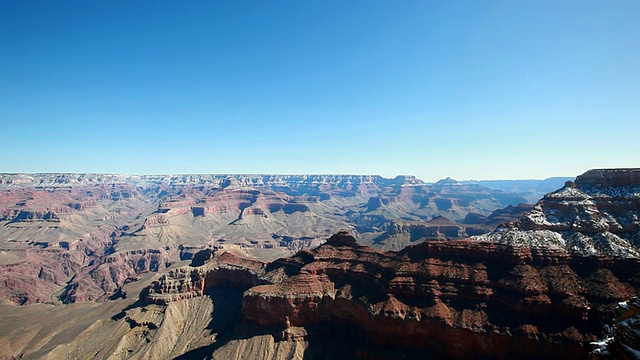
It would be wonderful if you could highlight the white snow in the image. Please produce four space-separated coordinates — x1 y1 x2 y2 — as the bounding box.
590 337 613 355
620 301 629 310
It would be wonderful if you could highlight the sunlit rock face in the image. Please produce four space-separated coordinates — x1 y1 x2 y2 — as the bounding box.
4 170 640 359
142 231 640 359
476 168 640 258
0 173 531 305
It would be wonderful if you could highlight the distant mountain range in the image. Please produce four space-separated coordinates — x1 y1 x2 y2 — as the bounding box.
459 177 574 202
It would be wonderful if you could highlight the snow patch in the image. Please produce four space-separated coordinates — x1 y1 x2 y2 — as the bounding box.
620 301 629 310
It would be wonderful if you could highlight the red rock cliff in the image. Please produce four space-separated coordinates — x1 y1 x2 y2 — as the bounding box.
142 231 640 359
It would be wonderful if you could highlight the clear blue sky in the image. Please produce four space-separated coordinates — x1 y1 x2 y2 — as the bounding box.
1 1 638 181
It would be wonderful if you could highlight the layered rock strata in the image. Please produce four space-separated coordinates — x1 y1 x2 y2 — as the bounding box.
367 204 533 251
143 251 267 305
143 232 640 359
0 172 534 304
476 169 640 258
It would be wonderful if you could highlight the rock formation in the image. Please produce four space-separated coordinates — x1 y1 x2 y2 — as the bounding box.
609 296 640 359
139 231 640 359
365 205 533 251
476 168 640 258
0 169 637 359
0 172 533 304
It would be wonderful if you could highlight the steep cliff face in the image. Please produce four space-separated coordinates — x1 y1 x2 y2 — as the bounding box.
477 169 640 258
0 249 88 304
143 251 267 305
0 238 204 305
61 247 189 303
142 232 640 359
241 233 640 359
574 169 640 188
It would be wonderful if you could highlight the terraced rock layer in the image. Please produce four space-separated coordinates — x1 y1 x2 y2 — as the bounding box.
0 173 533 304
145 232 640 359
477 168 640 258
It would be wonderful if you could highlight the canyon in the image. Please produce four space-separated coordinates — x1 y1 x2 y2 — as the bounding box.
1 169 639 359
0 173 551 305
137 231 640 359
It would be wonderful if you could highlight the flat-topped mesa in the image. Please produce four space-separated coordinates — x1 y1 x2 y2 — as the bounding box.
325 230 357 247
574 168 640 189
142 267 206 304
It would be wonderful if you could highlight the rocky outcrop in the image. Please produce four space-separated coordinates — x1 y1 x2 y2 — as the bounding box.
477 169 640 258
239 233 640 358
141 214 170 228
610 296 640 359
574 168 640 188
139 231 640 359
143 251 267 305
142 267 206 304
3 209 61 223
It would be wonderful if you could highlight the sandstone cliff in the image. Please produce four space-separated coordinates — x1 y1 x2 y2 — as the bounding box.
141 231 640 359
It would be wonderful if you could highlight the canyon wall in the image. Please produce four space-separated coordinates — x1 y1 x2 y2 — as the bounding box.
144 232 640 359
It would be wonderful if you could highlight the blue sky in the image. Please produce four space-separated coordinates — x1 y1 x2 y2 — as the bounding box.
1 1 638 181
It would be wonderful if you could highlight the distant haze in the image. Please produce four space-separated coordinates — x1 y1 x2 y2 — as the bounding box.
1 1 638 181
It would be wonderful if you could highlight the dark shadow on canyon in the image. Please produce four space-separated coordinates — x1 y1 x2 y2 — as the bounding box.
173 287 276 360
174 293 440 360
